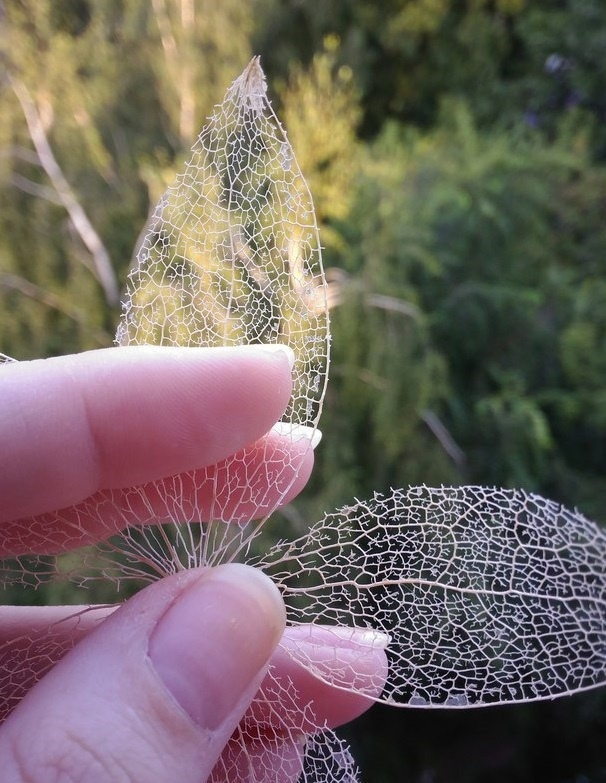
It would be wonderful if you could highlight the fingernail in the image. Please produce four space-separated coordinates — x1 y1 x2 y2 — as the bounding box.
149 564 286 730
248 343 295 369
271 422 323 450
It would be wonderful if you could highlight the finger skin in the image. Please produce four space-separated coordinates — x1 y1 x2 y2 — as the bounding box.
0 607 387 731
0 430 314 556
256 625 389 731
0 346 293 525
0 342 375 781
0 606 114 723
0 565 286 783
208 735 304 783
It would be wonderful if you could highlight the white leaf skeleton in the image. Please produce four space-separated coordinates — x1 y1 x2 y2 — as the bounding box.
2 59 606 782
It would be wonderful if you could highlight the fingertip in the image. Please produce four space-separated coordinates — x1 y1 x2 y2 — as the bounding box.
0 566 288 783
0 345 297 527
149 564 286 730
257 624 390 732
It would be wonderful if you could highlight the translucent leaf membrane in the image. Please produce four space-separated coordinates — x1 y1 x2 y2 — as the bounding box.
117 56 328 430
0 59 343 782
0 605 110 722
0 57 329 589
4 58 606 783
209 667 360 783
83 55 329 584
258 485 606 708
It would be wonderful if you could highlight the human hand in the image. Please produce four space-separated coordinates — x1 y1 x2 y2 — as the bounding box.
0 346 387 782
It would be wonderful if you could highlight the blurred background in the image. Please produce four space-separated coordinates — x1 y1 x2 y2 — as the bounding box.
1 0 606 780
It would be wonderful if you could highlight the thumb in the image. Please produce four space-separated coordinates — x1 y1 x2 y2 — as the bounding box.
0 565 286 783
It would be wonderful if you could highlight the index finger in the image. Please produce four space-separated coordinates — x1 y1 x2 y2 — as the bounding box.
0 345 294 526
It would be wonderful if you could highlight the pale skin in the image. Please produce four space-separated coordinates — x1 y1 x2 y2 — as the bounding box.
0 345 388 783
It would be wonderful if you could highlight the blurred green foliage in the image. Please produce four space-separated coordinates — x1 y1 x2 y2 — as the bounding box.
2 0 606 780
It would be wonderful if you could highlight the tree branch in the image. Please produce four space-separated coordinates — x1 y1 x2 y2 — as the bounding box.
179 0 195 143
365 293 420 319
151 0 196 145
10 173 62 205
9 77 119 306
151 0 178 68
421 409 466 469
0 273 110 346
